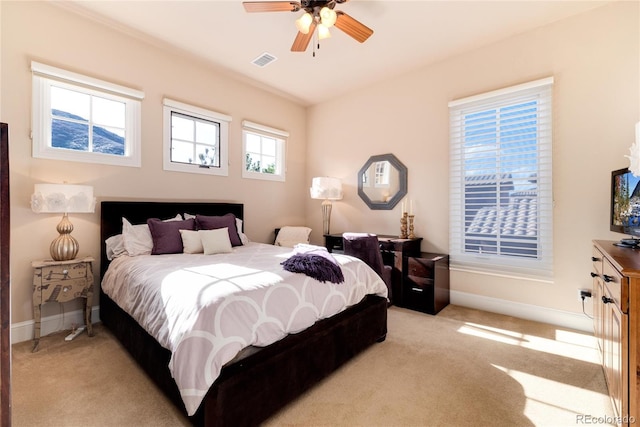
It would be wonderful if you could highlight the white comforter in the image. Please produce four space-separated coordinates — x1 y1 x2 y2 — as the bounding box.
101 242 387 415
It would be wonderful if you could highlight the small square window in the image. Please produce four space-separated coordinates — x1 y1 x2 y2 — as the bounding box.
163 99 230 176
242 120 288 182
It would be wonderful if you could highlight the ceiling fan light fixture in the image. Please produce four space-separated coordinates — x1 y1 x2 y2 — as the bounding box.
318 23 331 40
295 12 313 34
320 7 337 28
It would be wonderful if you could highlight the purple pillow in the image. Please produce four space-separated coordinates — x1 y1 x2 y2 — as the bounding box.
147 218 196 255
195 213 242 247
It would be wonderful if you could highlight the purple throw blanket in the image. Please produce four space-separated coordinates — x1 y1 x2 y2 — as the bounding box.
281 244 344 284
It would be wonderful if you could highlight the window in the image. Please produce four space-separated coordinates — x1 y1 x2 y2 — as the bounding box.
374 161 390 187
242 120 288 182
163 98 231 176
31 61 144 167
449 77 553 281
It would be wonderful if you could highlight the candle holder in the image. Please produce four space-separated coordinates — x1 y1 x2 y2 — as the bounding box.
400 212 408 239
408 214 415 239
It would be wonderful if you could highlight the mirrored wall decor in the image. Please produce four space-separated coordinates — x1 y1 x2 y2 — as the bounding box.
358 153 407 210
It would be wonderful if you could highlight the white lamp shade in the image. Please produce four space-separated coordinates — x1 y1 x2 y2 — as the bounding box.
317 24 331 40
310 177 343 200
31 184 96 214
295 12 313 34
320 7 337 28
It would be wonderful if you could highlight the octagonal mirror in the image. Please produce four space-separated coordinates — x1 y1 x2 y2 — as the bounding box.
357 153 407 210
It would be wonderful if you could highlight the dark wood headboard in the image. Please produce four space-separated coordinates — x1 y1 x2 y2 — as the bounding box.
100 201 244 278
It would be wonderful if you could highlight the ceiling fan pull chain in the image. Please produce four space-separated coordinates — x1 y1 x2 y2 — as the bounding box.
312 28 317 57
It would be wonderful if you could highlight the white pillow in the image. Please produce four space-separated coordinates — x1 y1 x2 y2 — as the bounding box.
122 214 182 256
105 234 127 260
199 228 233 255
180 229 204 254
236 218 250 245
122 218 153 256
274 226 312 248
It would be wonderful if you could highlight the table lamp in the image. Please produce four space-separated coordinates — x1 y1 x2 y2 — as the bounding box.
310 177 343 235
31 183 95 261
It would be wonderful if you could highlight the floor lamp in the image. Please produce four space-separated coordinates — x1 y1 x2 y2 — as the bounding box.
310 177 343 235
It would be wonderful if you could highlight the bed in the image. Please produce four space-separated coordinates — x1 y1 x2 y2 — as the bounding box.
99 200 388 426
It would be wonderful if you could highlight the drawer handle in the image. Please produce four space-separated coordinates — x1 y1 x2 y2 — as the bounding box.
411 287 423 293
603 275 614 283
591 256 600 262
45 270 69 280
590 272 598 278
602 296 614 304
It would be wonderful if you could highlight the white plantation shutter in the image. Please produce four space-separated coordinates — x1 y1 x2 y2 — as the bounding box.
449 77 553 281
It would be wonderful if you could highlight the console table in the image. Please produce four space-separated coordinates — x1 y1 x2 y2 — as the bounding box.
324 234 422 305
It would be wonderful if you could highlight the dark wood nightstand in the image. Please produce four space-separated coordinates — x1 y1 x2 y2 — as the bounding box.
31 256 95 351
400 252 450 315
324 233 345 253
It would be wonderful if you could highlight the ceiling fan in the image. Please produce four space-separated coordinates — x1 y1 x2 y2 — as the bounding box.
243 0 374 52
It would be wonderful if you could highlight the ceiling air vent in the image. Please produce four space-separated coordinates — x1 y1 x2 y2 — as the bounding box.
252 52 277 67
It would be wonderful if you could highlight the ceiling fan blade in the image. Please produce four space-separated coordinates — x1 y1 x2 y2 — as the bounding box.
243 1 301 13
291 21 317 52
334 11 373 43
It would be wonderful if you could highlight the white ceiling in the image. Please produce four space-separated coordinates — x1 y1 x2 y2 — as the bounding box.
60 0 612 106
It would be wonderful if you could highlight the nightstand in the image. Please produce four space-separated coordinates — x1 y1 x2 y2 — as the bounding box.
31 256 95 351
324 233 345 253
400 252 450 315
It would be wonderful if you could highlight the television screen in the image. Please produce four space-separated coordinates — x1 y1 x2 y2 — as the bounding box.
611 167 640 234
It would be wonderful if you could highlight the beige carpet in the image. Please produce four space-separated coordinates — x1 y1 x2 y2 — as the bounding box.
12 305 612 426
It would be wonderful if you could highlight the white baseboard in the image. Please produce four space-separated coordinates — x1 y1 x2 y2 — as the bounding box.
11 306 101 345
450 290 594 333
11 293 592 343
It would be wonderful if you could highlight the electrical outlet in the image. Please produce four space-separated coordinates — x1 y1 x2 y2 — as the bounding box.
579 289 592 300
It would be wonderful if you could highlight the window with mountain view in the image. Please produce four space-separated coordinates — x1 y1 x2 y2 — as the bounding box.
31 61 144 167
449 78 553 280
162 99 230 176
242 120 288 182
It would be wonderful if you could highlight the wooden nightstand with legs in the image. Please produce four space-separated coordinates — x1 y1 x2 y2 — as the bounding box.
31 256 95 351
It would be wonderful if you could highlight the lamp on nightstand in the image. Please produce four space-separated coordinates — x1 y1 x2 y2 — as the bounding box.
31 183 96 261
310 177 343 235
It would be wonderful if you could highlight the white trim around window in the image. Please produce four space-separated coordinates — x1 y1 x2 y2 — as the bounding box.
31 61 144 167
242 120 288 182
163 98 231 176
449 77 554 282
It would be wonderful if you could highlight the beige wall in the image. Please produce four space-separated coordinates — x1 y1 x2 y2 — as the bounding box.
1 1 308 325
307 1 640 315
1 1 638 330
